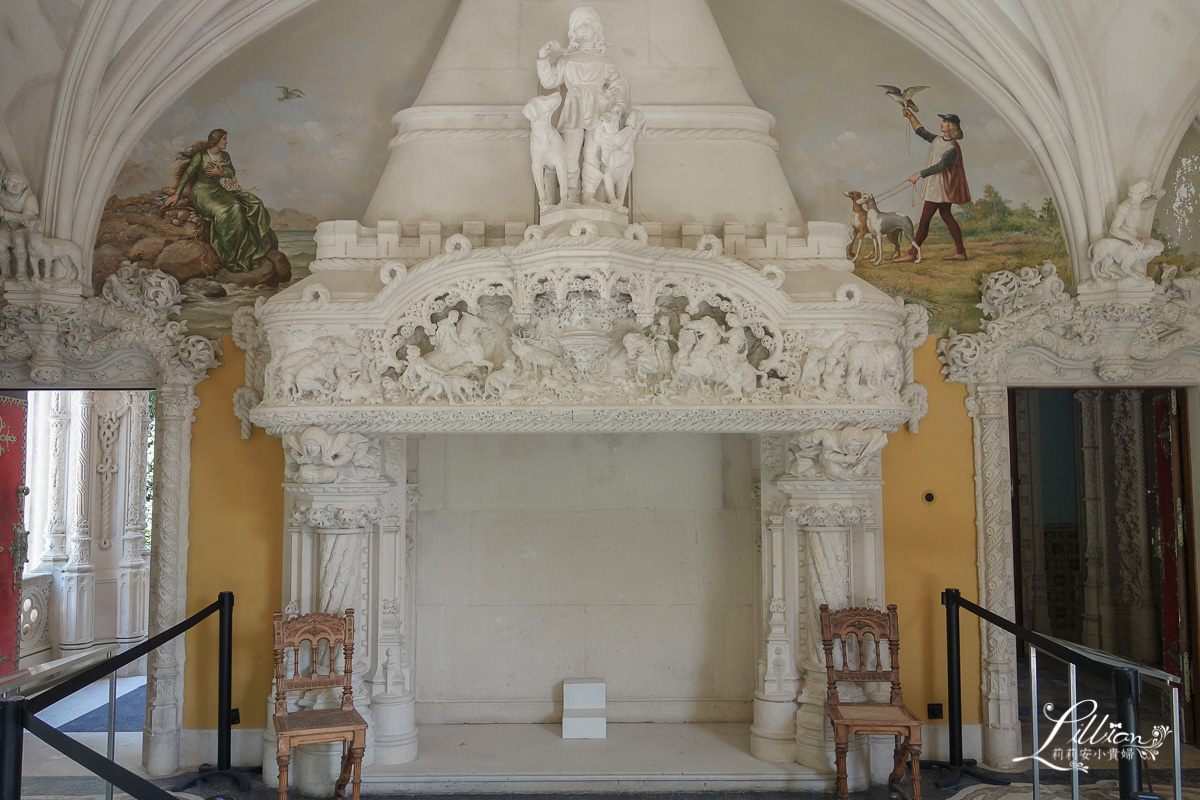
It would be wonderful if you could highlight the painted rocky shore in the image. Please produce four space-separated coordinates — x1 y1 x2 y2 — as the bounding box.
92 191 292 298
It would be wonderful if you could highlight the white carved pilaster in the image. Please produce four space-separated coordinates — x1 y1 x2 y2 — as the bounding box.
94 393 127 552
367 435 418 765
59 391 95 650
273 429 393 791
143 385 200 776
117 391 150 645
43 391 70 563
750 435 800 764
965 384 1021 767
775 426 885 782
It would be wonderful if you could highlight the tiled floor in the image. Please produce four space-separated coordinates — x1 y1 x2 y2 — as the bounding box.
16 681 1200 799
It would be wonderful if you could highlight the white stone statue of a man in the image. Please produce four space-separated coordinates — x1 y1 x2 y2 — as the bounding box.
536 6 629 205
0 173 40 278
1087 178 1165 288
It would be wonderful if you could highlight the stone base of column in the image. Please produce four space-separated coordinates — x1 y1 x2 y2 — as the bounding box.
142 727 181 777
793 694 833 771
750 692 798 763
981 723 1022 770
295 741 343 796
371 693 418 764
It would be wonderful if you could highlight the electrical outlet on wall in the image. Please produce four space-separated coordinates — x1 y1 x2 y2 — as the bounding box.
927 703 943 719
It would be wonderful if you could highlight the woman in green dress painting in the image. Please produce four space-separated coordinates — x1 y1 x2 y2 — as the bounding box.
162 128 272 273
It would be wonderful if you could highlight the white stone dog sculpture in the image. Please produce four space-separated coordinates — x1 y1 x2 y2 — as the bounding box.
26 221 82 281
523 93 570 210
855 193 920 265
597 108 644 208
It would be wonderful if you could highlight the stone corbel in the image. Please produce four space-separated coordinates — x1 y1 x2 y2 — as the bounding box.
283 426 381 484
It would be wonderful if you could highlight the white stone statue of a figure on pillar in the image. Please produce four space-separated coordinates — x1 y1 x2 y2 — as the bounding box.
1079 178 1165 300
0 173 39 279
535 6 630 206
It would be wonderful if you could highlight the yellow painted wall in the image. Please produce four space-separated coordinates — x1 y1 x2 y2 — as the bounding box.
179 337 985 731
183 337 285 728
882 337 983 726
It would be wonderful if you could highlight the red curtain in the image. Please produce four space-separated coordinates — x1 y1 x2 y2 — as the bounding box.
0 395 27 676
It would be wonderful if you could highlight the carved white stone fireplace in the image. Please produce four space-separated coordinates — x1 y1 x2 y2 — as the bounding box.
233 1 929 793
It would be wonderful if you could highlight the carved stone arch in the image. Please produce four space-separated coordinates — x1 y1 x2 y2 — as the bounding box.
0 265 221 775
937 261 1200 767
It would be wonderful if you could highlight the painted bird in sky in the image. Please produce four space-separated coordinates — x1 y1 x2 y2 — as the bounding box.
877 84 928 112
276 86 305 101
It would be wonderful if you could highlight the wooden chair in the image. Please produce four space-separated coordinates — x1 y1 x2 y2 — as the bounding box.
273 609 367 800
819 603 921 800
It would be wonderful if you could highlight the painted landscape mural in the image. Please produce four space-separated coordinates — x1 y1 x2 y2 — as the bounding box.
96 0 1198 340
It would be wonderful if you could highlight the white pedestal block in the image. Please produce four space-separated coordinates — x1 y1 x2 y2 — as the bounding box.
563 709 608 739
563 678 607 739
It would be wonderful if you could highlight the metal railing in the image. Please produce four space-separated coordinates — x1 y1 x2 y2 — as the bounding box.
0 591 244 800
929 588 1184 800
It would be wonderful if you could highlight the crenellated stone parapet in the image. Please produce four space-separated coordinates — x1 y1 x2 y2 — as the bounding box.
314 217 851 266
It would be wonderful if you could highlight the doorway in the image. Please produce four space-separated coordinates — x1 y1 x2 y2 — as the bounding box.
1010 387 1199 741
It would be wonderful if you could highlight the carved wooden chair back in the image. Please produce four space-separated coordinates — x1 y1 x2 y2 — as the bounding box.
273 609 356 715
818 603 921 800
271 609 366 800
819 602 904 706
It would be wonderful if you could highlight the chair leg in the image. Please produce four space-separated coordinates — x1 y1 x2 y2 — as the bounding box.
349 744 365 800
889 734 907 796
334 741 353 799
834 740 849 800
276 752 290 800
908 741 922 799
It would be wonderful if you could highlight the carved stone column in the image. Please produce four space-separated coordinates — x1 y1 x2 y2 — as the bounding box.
59 391 95 651
117 392 150 652
1111 390 1157 663
42 391 70 564
269 426 394 794
775 427 886 786
750 435 801 763
367 435 418 765
1075 390 1109 649
143 384 200 776
965 384 1021 767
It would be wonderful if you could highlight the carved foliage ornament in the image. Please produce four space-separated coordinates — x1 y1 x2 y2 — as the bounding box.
283 426 379 484
0 263 220 386
291 504 382 530
786 426 887 480
939 261 1200 385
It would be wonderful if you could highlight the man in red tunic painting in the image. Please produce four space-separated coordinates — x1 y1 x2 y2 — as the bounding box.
895 109 971 261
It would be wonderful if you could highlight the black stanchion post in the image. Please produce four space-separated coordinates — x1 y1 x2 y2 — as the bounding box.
217 590 234 772
173 591 257 792
0 695 24 800
945 587 963 768
1113 667 1142 800
921 588 1009 791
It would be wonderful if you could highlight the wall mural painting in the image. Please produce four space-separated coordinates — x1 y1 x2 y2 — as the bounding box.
94 122 312 340
95 0 1083 341
829 83 1069 336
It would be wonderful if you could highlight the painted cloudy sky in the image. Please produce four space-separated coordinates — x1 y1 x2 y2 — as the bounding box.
114 0 1058 227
